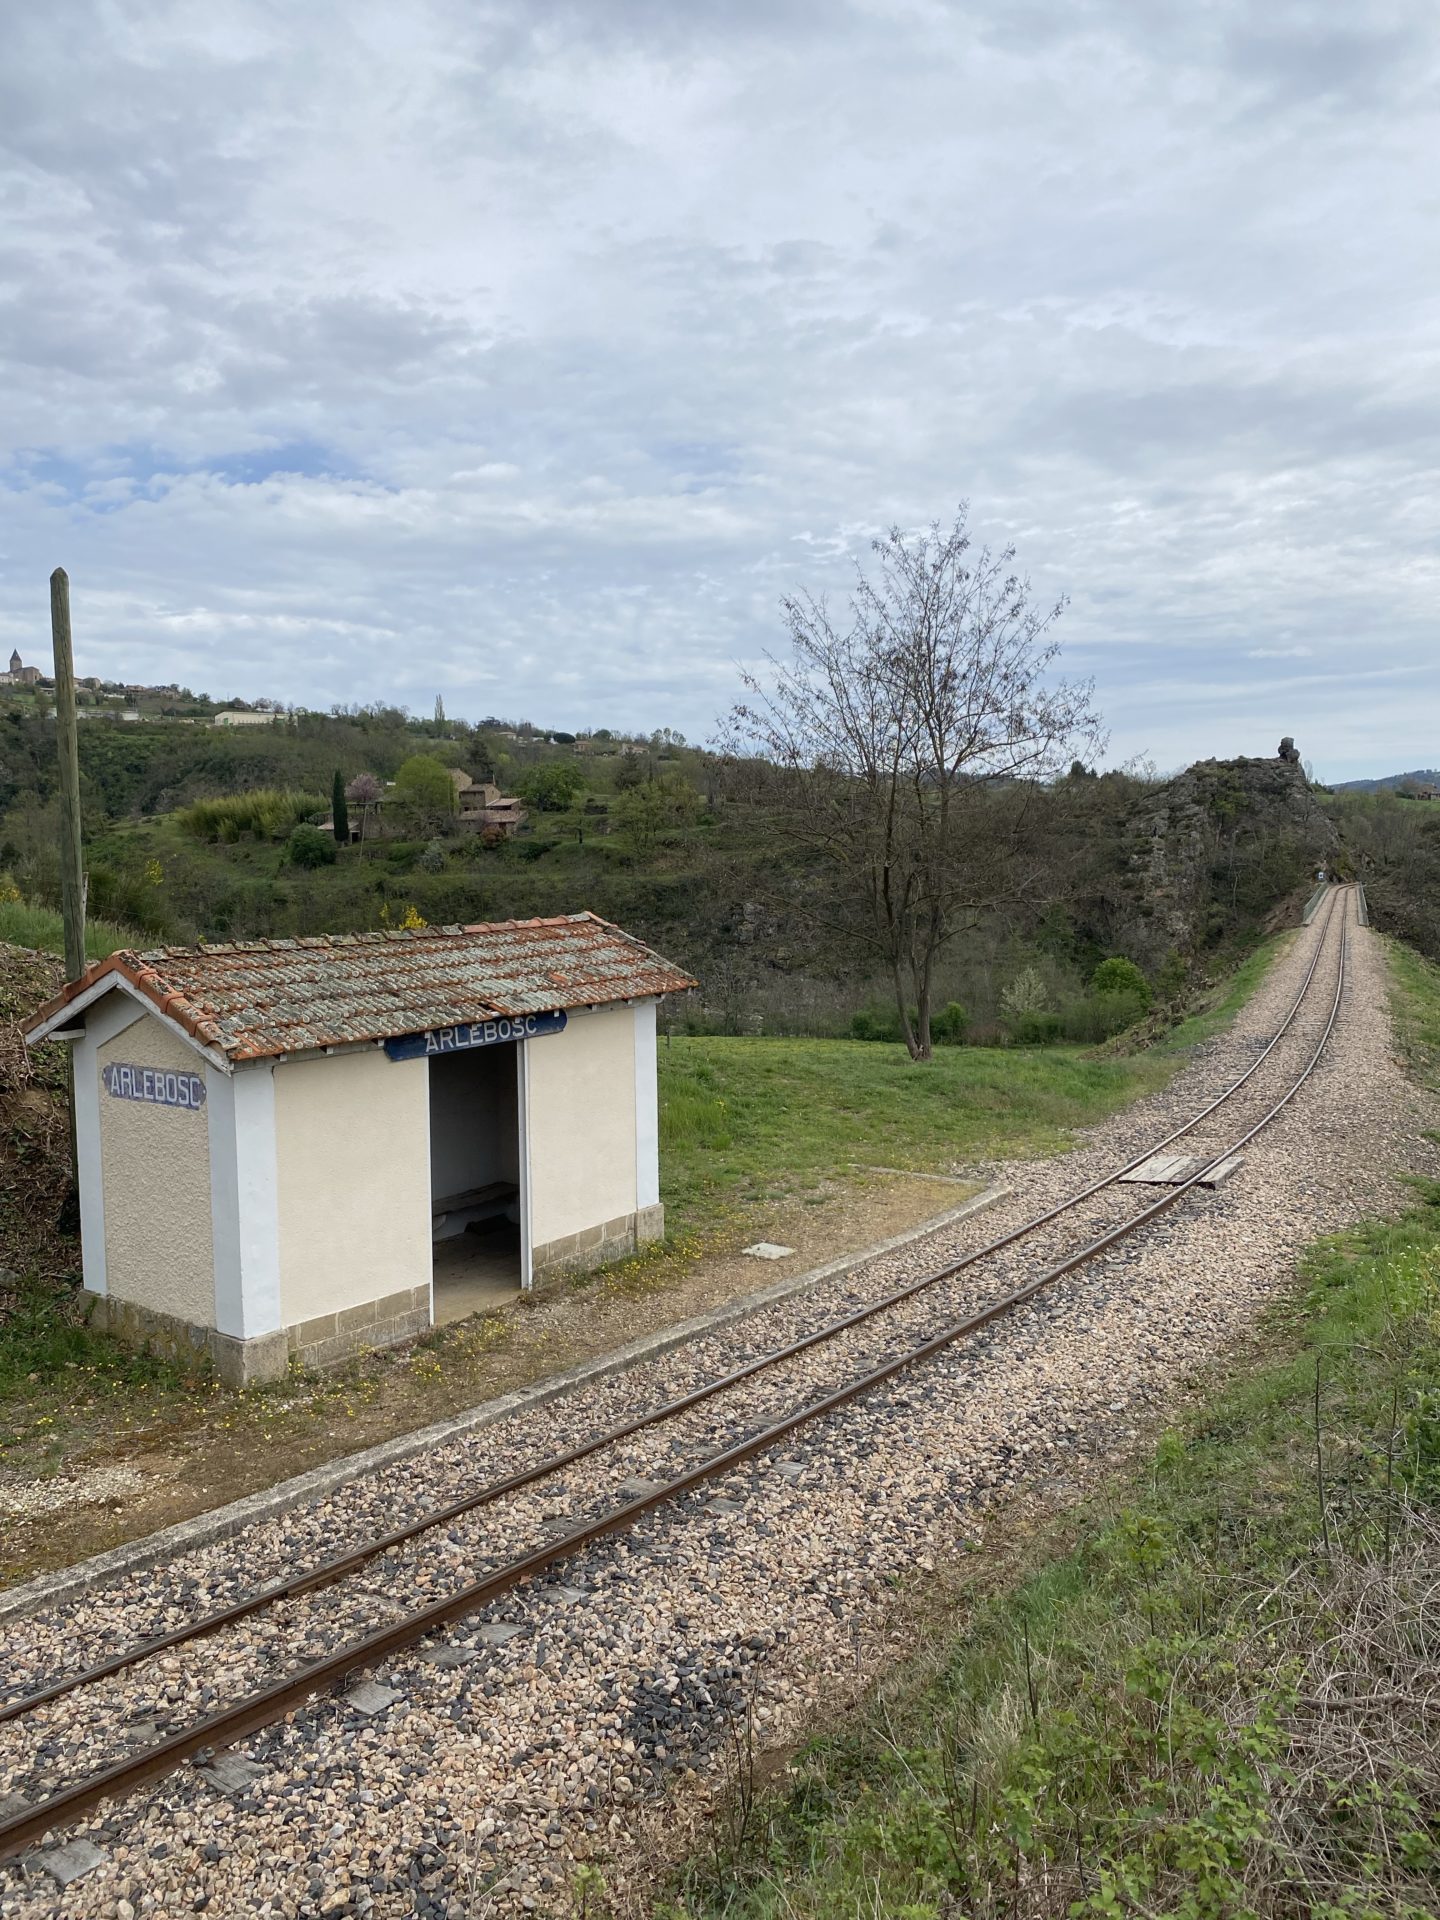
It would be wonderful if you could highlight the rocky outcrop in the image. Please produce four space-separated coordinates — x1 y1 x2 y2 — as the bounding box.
1121 754 1339 966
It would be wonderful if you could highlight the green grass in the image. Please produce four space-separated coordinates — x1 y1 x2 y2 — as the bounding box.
653 935 1291 1243
654 940 1440 1920
662 1186 1440 1920
1387 937 1440 1094
656 1036 1177 1237
0 897 136 961
0 1272 187 1417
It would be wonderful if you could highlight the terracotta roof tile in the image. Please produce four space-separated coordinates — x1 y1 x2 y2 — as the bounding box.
26 913 695 1064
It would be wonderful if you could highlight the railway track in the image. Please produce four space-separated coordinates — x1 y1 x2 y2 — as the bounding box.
0 889 1352 1865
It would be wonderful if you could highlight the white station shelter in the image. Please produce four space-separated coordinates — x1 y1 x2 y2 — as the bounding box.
25 914 694 1385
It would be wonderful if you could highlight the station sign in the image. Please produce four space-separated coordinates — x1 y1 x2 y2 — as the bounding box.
384 1010 567 1061
103 1062 207 1110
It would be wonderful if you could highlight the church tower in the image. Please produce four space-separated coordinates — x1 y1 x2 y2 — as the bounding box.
8 651 20 674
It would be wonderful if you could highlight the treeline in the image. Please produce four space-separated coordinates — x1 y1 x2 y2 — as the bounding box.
0 703 704 826
7 698 1424 1046
1329 788 1440 962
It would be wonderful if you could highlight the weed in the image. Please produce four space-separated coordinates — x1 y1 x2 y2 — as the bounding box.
663 1195 1440 1916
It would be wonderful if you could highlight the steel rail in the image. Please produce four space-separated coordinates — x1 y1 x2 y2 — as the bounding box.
0 900 1350 1861
0 891 1344 1731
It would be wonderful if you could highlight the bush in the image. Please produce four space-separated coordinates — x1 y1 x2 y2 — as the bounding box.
178 788 326 843
1059 990 1146 1043
932 1001 969 1045
850 1005 900 1042
1091 955 1152 1007
287 823 336 868
417 838 447 873
1008 1010 1063 1045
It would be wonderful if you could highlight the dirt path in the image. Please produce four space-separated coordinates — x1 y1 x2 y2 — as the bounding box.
0 1171 979 1585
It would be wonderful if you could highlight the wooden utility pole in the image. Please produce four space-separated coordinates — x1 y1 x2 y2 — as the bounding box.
50 566 86 981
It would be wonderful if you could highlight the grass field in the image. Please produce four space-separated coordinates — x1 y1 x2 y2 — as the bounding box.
659 941 1440 1920
656 1035 1179 1239
1387 936 1440 1095
0 897 135 961
654 937 1288 1242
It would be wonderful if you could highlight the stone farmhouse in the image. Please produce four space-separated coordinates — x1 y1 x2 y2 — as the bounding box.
0 649 45 686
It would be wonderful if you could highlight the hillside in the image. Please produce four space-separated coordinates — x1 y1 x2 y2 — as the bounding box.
0 713 1362 1036
1332 767 1440 793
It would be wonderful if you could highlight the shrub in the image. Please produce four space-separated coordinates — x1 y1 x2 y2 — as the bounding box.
1059 990 1146 1043
178 789 326 843
1091 955 1152 1007
1008 1010 1064 1045
850 1006 900 1042
417 838 447 873
287 823 336 868
932 1001 969 1045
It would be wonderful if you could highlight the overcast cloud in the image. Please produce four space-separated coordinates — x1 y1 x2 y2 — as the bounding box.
2 0 1436 779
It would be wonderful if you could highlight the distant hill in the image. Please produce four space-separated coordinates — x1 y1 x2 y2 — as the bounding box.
1331 769 1440 793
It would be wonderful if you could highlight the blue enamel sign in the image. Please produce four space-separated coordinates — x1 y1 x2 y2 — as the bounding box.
103 1062 207 1110
384 1010 568 1061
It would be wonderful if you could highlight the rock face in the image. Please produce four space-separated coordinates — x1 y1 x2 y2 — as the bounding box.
1122 754 1339 966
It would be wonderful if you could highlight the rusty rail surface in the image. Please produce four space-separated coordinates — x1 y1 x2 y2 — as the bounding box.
0 894 1349 1861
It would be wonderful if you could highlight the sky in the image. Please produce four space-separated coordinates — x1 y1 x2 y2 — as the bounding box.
1 1 1436 782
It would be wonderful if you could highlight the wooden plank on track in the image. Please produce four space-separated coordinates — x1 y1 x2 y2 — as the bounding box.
1121 1152 1246 1187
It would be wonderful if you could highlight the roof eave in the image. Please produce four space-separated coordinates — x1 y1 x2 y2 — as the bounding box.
24 967 235 1074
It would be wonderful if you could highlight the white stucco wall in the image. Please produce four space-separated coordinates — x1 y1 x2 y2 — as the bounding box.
208 1061 283 1339
95 1010 216 1325
273 1047 432 1324
70 991 149 1297
633 1000 660 1211
526 1005 638 1246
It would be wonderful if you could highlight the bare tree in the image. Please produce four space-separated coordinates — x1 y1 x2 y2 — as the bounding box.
724 508 1103 1060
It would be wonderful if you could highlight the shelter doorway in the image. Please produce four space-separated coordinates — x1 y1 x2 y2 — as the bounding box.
427 1043 525 1323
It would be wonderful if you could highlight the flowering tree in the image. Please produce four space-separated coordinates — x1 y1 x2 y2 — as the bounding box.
345 771 383 842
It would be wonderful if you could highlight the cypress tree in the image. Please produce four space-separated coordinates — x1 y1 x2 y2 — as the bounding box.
331 769 350 845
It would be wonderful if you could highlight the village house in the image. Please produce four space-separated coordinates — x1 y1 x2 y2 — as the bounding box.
451 769 527 836
0 649 45 686
25 915 695 1385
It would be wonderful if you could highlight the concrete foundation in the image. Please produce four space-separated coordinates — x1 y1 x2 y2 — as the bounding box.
530 1203 664 1288
84 1281 433 1387
85 1293 290 1389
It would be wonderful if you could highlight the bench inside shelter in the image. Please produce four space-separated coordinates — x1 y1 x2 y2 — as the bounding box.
430 1178 519 1235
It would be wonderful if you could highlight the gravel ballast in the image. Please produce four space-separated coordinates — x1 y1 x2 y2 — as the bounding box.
1 898 1434 1919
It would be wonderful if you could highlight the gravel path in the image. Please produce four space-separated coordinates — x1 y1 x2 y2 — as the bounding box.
1 897 1433 1919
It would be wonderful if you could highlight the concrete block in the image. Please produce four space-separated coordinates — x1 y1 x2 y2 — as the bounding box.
417 1644 477 1668
211 1329 289 1387
197 1753 269 1795
288 1310 338 1349
635 1204 665 1245
477 1622 526 1646
345 1680 402 1716
38 1840 106 1885
337 1299 379 1334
